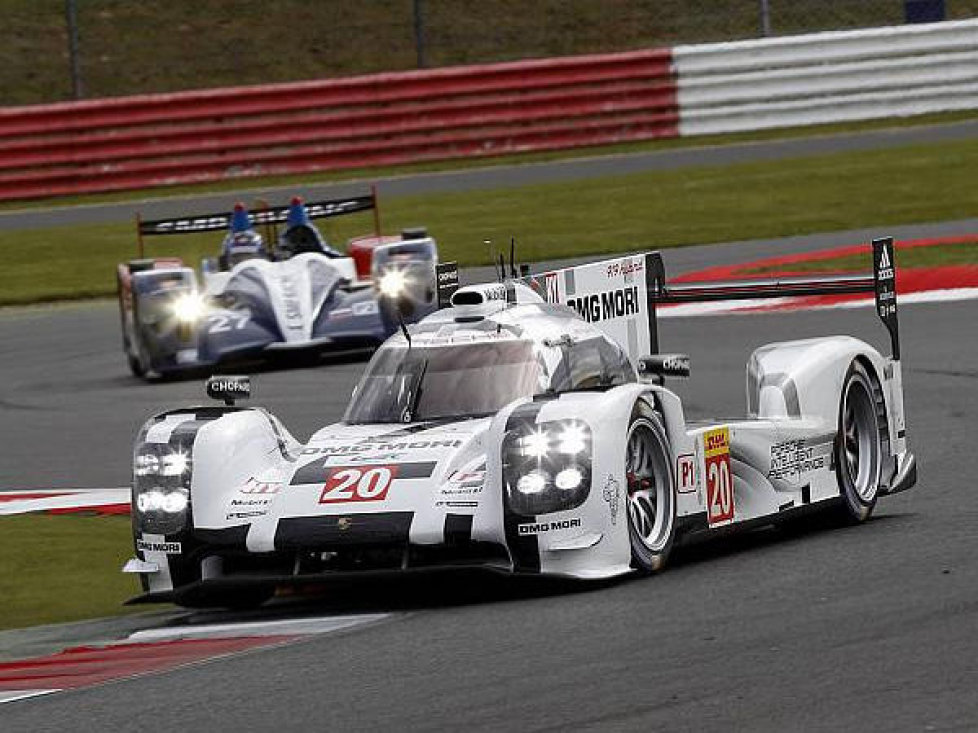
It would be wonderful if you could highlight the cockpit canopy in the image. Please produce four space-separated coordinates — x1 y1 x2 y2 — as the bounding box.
343 303 635 424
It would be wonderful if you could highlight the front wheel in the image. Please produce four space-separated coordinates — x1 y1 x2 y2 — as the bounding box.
625 402 676 574
835 360 884 523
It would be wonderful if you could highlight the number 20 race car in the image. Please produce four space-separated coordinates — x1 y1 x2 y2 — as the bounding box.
123 238 916 608
115 192 438 379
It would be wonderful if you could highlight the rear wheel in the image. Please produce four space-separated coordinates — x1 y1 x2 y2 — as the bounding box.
835 361 884 523
625 402 676 573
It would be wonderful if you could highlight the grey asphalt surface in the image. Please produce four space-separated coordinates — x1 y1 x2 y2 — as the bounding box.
2 294 976 732
1 118 976 231
1 119 977 729
3 218 976 490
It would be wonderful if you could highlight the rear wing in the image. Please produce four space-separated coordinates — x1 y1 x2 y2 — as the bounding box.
134 189 381 257
526 237 901 365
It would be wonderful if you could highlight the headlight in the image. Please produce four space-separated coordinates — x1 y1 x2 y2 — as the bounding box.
378 269 408 298
132 445 193 534
503 419 592 515
172 293 205 323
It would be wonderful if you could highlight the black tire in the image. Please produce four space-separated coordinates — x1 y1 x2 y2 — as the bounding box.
625 401 676 573
835 360 884 523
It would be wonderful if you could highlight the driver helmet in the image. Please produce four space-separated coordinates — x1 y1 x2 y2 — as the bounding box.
222 203 266 267
276 196 333 259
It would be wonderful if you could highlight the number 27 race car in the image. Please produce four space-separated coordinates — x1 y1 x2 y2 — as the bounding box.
123 238 916 608
116 192 438 379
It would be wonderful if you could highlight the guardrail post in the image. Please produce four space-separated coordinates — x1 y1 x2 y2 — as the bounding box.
413 0 427 68
758 0 772 37
65 0 84 99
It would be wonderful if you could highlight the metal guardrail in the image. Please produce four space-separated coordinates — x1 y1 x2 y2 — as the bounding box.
0 49 677 201
674 18 978 136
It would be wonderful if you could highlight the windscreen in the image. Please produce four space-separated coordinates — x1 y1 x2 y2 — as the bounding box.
344 339 539 424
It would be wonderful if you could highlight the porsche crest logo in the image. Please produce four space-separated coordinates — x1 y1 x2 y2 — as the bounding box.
337 517 352 531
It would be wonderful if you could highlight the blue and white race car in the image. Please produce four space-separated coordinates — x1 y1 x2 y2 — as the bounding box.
116 193 438 379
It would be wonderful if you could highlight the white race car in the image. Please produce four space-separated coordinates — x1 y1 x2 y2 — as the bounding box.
124 239 916 608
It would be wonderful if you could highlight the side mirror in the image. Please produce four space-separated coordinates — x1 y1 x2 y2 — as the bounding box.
637 354 690 384
206 375 250 406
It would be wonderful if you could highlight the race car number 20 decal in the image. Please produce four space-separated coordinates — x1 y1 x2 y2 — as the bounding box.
319 465 398 504
704 427 734 526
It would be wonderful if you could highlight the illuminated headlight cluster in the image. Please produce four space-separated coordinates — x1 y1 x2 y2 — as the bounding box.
171 293 205 324
502 420 592 516
378 268 408 298
133 445 192 533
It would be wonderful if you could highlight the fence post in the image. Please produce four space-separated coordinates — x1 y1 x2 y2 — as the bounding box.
65 0 84 99
413 0 427 68
758 0 772 37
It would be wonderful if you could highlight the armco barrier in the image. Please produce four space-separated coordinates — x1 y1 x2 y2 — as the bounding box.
674 19 978 136
0 49 678 201
2 19 975 203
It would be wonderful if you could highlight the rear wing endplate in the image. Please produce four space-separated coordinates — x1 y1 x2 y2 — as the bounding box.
527 237 900 364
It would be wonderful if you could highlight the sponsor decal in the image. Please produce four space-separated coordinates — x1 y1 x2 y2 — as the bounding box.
605 258 644 279
319 465 398 504
877 245 894 281
566 286 639 324
278 276 302 326
329 307 353 321
300 439 462 455
226 510 266 520
704 427 734 526
341 452 406 464
518 518 582 536
136 539 182 554
436 468 484 508
478 285 507 302
544 273 559 303
768 440 828 480
601 475 620 525
436 262 460 308
352 301 379 316
230 498 273 508
239 478 281 495
677 454 696 493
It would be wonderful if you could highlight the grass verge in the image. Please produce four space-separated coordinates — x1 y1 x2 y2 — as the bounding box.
1 110 975 214
748 241 978 275
0 514 166 631
2 135 976 306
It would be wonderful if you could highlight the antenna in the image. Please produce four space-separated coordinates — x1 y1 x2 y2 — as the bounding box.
398 312 412 349
509 237 518 278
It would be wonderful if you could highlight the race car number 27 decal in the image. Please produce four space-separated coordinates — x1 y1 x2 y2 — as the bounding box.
319 465 398 504
704 427 734 526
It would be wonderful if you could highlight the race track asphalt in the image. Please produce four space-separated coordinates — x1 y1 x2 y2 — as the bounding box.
1 284 976 731
1 118 977 729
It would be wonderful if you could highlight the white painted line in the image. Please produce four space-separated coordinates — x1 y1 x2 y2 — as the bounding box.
126 613 391 642
0 689 60 704
0 488 130 516
658 286 978 318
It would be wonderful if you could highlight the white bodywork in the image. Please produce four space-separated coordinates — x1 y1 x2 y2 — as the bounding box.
127 249 914 597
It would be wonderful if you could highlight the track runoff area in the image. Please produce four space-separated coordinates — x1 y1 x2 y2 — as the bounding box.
1 228 975 714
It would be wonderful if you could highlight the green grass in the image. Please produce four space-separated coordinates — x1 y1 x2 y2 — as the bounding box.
2 110 975 214
2 135 977 306
749 241 978 275
6 1 976 105
0 514 167 631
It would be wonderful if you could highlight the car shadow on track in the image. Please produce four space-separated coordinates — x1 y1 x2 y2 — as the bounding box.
670 510 914 571
156 571 611 630
143 512 915 632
